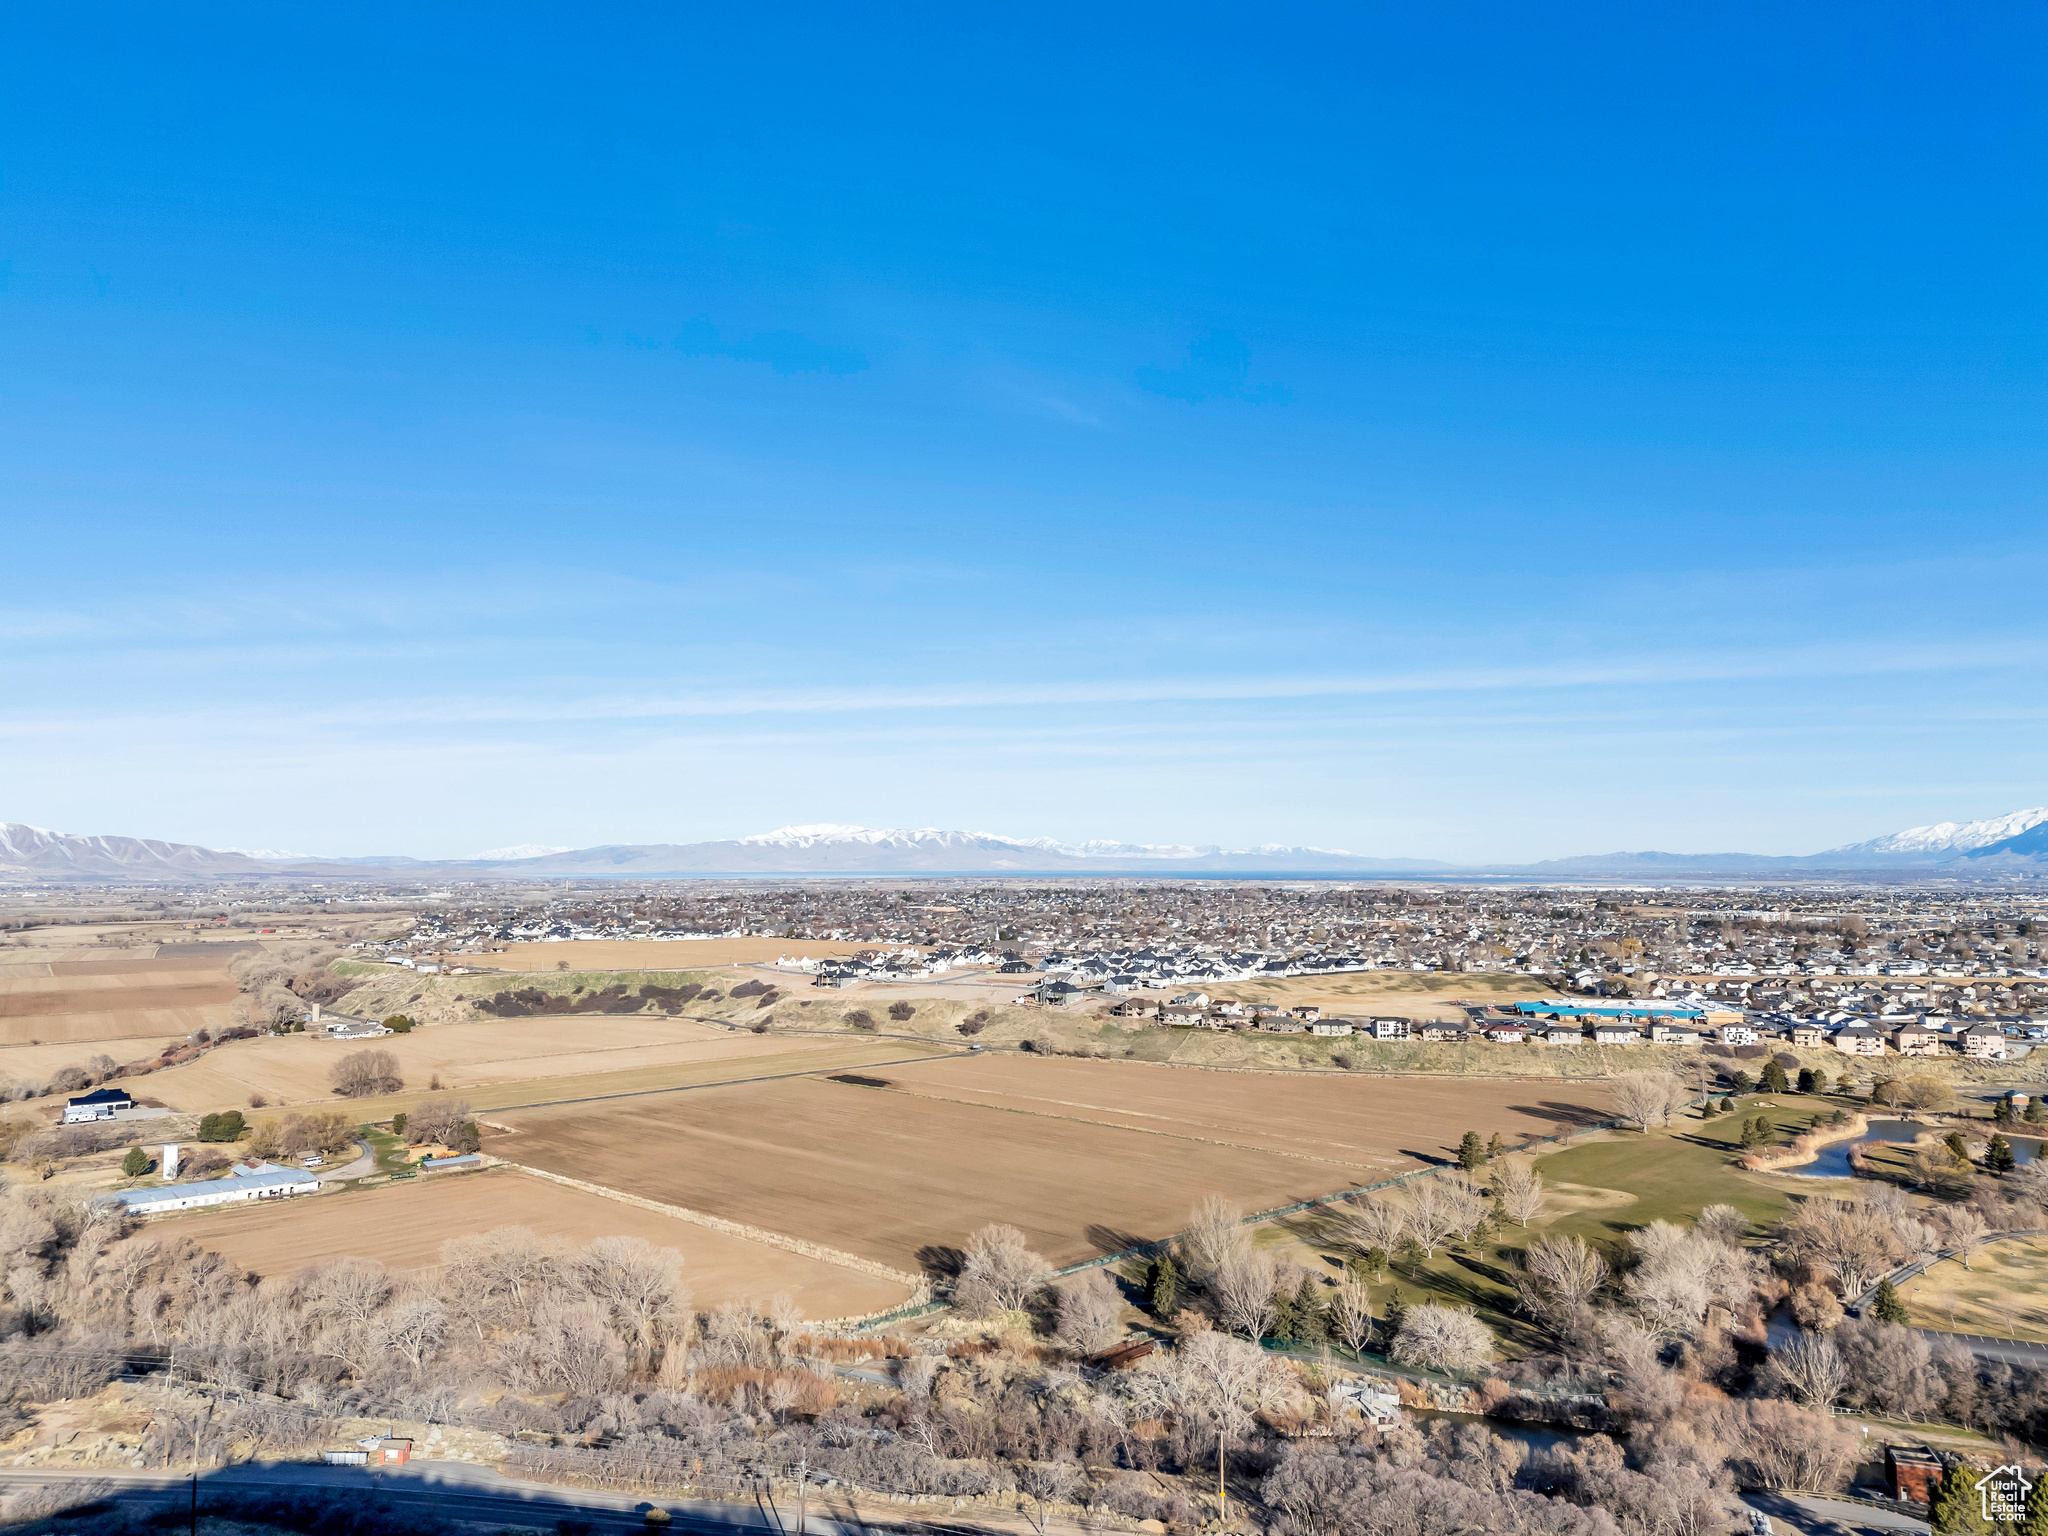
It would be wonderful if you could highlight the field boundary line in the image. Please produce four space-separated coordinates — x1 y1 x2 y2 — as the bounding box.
488 1156 931 1297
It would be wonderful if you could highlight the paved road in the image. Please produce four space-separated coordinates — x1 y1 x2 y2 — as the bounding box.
318 1138 377 1183
1741 1490 1930 1535
0 1460 846 1535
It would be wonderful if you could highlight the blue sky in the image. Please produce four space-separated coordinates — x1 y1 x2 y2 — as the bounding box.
4 4 2045 863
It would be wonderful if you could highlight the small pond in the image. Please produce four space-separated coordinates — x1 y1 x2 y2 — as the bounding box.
1787 1120 2038 1178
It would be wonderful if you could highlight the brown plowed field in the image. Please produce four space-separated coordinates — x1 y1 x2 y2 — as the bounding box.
0 1036 188 1085
483 1063 1613 1271
135 1169 910 1318
0 953 240 1045
479 939 878 972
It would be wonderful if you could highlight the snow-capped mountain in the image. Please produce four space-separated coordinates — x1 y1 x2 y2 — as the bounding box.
1823 807 2048 858
475 843 573 860
0 823 276 879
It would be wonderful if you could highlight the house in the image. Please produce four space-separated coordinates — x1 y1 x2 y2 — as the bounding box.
1832 1025 1885 1057
1030 980 1088 1007
1419 1023 1467 1042
1484 1023 1528 1043
1790 1023 1827 1049
1885 1444 1943 1504
1891 1024 1944 1057
62 1086 135 1124
1259 1017 1307 1033
1212 999 1245 1018
1962 1022 2010 1060
1311 1020 1356 1037
1717 1024 1759 1046
1369 1018 1409 1041
1592 1023 1638 1045
1159 1004 1207 1027
1288 1005 1322 1022
1651 1023 1701 1045
1168 992 1212 1008
1541 1024 1584 1045
813 971 858 988
1110 998 1157 1019
108 1160 319 1216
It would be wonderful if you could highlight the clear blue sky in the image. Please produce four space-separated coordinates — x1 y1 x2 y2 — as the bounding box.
4 4 2045 862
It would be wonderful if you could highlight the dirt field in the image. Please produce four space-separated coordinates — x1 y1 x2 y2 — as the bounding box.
1900 1235 2048 1344
138 1016 947 1115
475 939 880 972
0 949 244 1046
1216 971 1554 1022
0 1036 188 1087
134 1167 911 1318
484 1060 1614 1271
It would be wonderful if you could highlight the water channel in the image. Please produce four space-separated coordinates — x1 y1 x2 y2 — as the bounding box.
1786 1120 2039 1178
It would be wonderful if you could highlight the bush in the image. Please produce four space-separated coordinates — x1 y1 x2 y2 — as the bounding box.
196 1110 246 1143
121 1146 151 1177
888 1001 916 1022
383 1015 416 1033
730 979 773 998
847 1010 877 1032
957 1010 991 1036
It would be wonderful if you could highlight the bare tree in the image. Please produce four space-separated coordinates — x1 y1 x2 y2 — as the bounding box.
1611 1071 1682 1133
1209 1242 1278 1340
1403 1179 1459 1258
1328 1275 1372 1357
1389 1303 1494 1373
1053 1270 1125 1356
1769 1332 1847 1407
953 1223 1052 1316
1778 1201 1900 1299
1168 1329 1282 1516
574 1235 689 1363
1015 1458 1081 1536
1515 1233 1608 1322
1345 1193 1408 1256
405 1097 473 1148
1493 1157 1545 1227
1181 1195 1243 1284
896 1353 939 1401
1935 1204 1989 1270
328 1049 403 1098
1695 1203 1748 1246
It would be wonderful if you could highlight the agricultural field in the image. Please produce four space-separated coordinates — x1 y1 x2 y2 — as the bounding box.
1900 1235 2048 1344
477 938 877 972
1220 969 1555 1022
135 1015 948 1117
0 945 245 1047
130 1167 912 1319
483 1055 1615 1273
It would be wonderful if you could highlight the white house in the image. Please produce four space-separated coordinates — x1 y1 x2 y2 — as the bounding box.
1716 1024 1759 1046
62 1087 134 1123
1312 1020 1357 1037
1369 1018 1409 1041
108 1161 319 1217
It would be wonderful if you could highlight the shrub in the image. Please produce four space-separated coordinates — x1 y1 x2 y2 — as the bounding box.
121 1146 151 1178
957 1010 991 1036
847 1010 877 1032
383 1015 416 1033
196 1110 246 1143
888 1001 916 1022
731 979 772 998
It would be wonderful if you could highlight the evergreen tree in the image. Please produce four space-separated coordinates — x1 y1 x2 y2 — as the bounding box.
1292 1273 1327 1344
2027 1098 2046 1125
1930 1465 1995 1534
1458 1131 1486 1171
1995 1097 2015 1125
1270 1285 1298 1343
1872 1278 1910 1325
1147 1253 1179 1316
2017 1469 2048 1536
391 1112 408 1139
1946 1131 1972 1166
1797 1067 1816 1093
1730 1070 1755 1095
1485 1132 1505 1161
121 1146 150 1178
1988 1134 2017 1175
1361 1246 1390 1282
1718 1096 1735 1114
1761 1060 1790 1094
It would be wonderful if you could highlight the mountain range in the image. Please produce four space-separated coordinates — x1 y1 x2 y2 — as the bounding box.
3 809 2048 883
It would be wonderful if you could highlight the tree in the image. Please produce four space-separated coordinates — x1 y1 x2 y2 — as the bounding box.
195 1110 245 1143
406 1097 474 1149
382 1015 415 1033
1403 1179 1460 1258
1995 1097 2015 1125
1612 1071 1682 1133
1053 1270 1124 1356
390 1112 407 1139
1345 1193 1407 1257
1328 1275 1371 1357
1729 1069 1755 1095
1182 1195 1244 1284
2018 1470 2048 1536
1514 1233 1608 1325
329 1049 403 1098
1485 1132 1505 1161
953 1223 1052 1316
1768 1332 1847 1407
1457 1131 1486 1171
1209 1242 1278 1339
1290 1272 1326 1345
1147 1252 1179 1316
2027 1097 2046 1125
1389 1303 1493 1373
1493 1157 1545 1227
1797 1067 1817 1093
1988 1134 2018 1175
1778 1201 1899 1299
1761 1060 1790 1095
121 1146 150 1178
1930 1465 1996 1534
1871 1278 1909 1325
1167 1330 1280 1517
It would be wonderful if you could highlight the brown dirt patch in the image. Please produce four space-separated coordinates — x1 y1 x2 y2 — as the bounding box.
0 954 239 1045
132 1168 909 1317
484 1063 1611 1272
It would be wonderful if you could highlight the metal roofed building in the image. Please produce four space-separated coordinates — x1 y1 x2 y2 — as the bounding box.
63 1086 136 1123
106 1160 320 1216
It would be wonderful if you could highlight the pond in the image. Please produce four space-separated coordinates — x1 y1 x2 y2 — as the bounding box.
1787 1121 2040 1178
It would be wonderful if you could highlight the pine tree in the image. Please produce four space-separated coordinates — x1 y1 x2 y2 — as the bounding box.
1271 1285 1298 1344
1797 1068 1816 1093
1292 1273 1327 1344
2017 1469 2048 1536
1988 1134 2017 1175
1995 1097 2015 1125
1458 1131 1486 1171
1872 1278 1909 1325
1930 1465 1995 1534
1761 1060 1790 1094
2027 1098 2046 1125
1486 1132 1505 1161
121 1146 150 1178
1148 1253 1179 1317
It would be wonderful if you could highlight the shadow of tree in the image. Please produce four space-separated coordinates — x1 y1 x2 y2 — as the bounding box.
1084 1223 1148 1257
916 1244 964 1281
1512 1101 1613 1128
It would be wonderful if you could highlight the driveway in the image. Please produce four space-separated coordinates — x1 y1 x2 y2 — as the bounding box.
315 1139 376 1183
1741 1490 1929 1535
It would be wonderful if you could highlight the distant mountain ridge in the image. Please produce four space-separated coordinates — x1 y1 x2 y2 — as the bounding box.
3 808 2046 883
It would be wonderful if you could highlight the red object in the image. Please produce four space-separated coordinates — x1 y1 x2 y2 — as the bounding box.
378 1439 412 1465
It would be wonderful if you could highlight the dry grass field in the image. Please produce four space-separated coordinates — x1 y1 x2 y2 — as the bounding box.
1900 1235 2048 1344
139 1017 947 1116
0 947 245 1046
484 1058 1615 1271
133 1168 911 1317
0 1036 188 1087
477 939 878 972
1218 970 1554 1022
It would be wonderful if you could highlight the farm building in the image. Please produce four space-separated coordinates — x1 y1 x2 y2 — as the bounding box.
421 1154 484 1173
108 1160 320 1216
63 1087 135 1123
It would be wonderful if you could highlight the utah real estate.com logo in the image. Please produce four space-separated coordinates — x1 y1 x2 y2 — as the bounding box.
1977 1464 2033 1523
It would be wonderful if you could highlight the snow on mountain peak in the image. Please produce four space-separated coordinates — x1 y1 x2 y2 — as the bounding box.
1831 806 2048 856
475 844 572 860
